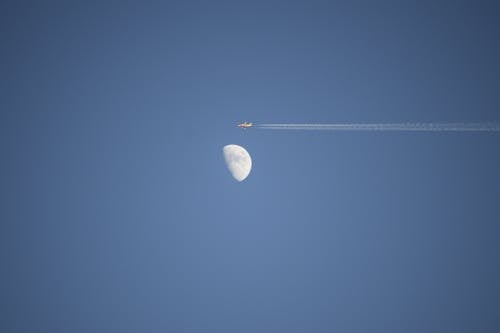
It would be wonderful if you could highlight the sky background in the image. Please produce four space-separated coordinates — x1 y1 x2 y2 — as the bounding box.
1 1 500 332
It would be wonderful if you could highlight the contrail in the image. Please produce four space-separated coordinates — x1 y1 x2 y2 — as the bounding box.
257 123 500 132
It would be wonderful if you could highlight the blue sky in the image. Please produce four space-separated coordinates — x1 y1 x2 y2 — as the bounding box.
2 1 500 332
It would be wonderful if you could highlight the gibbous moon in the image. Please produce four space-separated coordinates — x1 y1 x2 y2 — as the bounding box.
223 144 252 182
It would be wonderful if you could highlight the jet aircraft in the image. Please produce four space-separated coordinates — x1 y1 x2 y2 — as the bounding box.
237 122 253 129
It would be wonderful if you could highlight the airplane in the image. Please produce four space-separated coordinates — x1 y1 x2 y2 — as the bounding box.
237 122 253 129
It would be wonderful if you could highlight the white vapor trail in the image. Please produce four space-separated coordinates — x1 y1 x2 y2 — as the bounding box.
257 123 500 132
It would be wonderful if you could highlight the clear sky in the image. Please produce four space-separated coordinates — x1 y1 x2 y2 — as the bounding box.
2 1 500 332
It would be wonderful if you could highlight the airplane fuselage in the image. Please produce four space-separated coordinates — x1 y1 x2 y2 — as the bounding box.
238 122 253 129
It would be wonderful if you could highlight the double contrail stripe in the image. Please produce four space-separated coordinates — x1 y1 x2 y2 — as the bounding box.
257 123 500 132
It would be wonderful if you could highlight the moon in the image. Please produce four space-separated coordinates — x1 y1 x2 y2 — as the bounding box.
223 144 252 182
